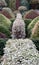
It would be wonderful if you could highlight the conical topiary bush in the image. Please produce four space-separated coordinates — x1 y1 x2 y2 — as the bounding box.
8 0 16 11
0 14 11 29
24 10 39 19
31 21 39 40
28 16 39 37
2 7 15 19
30 0 39 4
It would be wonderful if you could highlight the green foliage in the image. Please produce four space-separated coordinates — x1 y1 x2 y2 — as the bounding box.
24 19 32 37
32 39 39 51
0 38 7 56
5 0 9 6
24 19 32 26
0 25 11 38
0 14 11 29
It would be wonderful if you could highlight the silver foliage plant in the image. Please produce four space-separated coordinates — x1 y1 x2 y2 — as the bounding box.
12 13 26 39
1 39 39 65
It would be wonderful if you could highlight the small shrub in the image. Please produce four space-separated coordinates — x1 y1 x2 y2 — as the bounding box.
31 21 39 39
28 16 39 37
